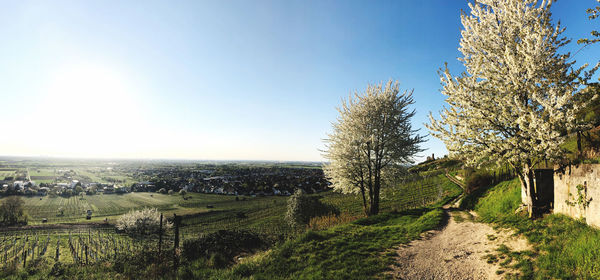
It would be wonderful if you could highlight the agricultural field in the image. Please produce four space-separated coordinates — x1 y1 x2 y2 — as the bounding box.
1 160 137 185
0 229 149 269
0 170 16 181
28 168 57 184
74 167 137 185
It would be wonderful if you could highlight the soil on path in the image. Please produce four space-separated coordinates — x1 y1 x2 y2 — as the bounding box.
390 207 530 280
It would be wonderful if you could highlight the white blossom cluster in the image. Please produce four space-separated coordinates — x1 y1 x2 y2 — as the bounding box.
116 207 172 236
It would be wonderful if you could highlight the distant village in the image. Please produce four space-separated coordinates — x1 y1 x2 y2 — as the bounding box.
1 179 130 197
133 166 330 196
0 165 330 197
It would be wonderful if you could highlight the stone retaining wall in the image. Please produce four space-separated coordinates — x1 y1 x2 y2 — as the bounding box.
554 164 600 228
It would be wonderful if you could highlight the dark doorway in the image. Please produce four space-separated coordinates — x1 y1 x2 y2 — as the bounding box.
535 169 554 212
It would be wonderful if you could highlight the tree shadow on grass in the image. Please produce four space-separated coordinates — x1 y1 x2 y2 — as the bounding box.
459 183 497 210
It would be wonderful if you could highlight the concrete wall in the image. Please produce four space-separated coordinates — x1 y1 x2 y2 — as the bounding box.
554 164 600 228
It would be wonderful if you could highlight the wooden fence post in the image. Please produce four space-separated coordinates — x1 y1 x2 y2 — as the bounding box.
173 214 181 270
55 239 60 261
23 244 27 268
158 213 163 257
174 214 180 249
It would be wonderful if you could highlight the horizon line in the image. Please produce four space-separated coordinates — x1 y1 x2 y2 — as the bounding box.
0 154 326 164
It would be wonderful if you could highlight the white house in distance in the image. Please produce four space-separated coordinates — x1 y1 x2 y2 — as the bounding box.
13 181 24 191
103 185 115 194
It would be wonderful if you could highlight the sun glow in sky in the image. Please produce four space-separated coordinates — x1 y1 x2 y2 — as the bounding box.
0 0 598 161
29 62 146 156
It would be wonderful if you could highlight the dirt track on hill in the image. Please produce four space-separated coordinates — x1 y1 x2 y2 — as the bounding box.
390 207 530 280
0 222 114 232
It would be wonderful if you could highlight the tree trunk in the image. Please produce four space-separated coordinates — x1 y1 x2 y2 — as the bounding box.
517 164 538 218
369 172 381 216
360 186 368 216
370 187 380 216
577 131 582 159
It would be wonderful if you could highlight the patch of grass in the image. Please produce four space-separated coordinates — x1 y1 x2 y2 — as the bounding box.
453 213 465 223
475 178 600 279
451 211 475 223
227 207 446 279
482 244 535 280
514 215 600 279
473 178 522 224
485 254 498 264
500 255 513 266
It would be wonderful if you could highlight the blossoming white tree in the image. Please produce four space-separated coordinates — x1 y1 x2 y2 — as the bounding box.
116 208 172 235
427 0 597 217
324 80 424 216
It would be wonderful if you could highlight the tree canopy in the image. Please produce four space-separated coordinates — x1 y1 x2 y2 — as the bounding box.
0 196 27 226
578 0 600 46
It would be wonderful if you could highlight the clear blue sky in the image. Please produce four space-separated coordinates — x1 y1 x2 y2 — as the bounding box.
0 0 598 161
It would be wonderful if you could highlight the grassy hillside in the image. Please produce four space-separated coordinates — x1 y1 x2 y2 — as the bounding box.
473 179 521 223
0 173 463 279
180 208 445 280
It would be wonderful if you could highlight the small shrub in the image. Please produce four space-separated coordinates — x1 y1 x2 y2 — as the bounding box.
116 208 172 236
285 189 339 229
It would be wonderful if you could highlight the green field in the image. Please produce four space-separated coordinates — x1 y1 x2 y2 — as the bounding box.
2 193 276 225
0 170 16 180
30 169 55 177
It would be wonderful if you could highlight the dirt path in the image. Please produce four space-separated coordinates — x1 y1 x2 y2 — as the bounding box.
0 222 113 232
390 208 530 280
